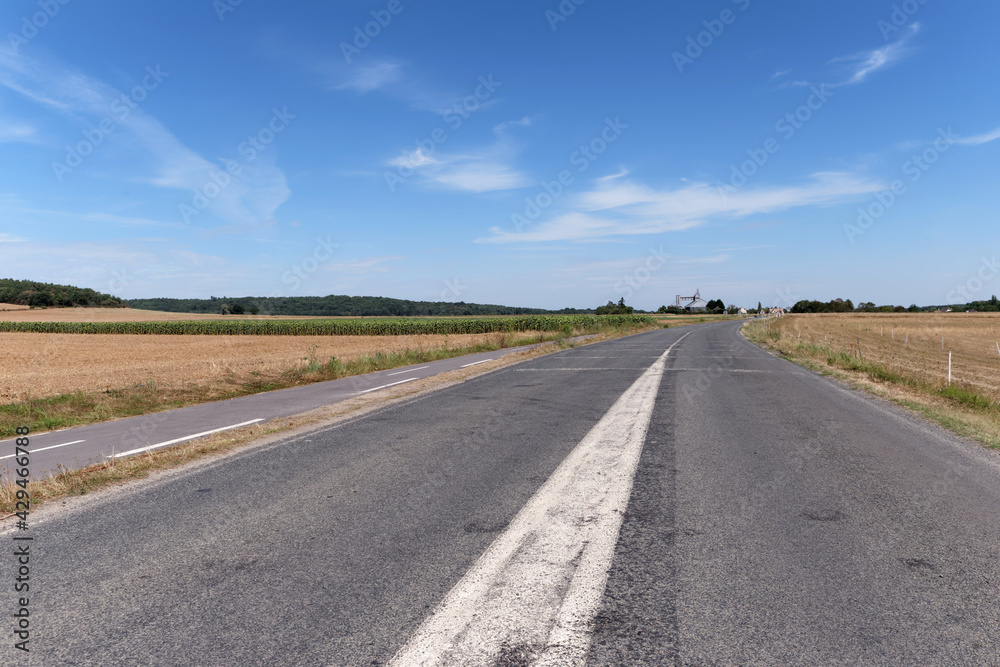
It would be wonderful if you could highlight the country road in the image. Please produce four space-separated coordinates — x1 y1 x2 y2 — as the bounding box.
0 344 536 479
5 321 1000 665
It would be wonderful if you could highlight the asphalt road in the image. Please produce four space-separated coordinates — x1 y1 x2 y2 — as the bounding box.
0 343 539 479
5 321 1000 665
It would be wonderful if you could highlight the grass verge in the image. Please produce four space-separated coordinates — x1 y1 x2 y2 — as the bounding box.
743 318 1000 450
0 322 656 515
1 326 647 440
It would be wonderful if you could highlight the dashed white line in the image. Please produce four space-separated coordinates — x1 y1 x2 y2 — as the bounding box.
460 359 493 368
389 332 691 666
358 377 419 394
111 419 264 459
0 440 85 460
387 366 430 376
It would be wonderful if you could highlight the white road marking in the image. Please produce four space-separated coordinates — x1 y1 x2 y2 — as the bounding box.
111 419 264 459
460 359 494 368
389 332 692 667
0 440 85 460
669 368 781 373
554 356 661 359
515 368 652 371
358 377 419 394
388 366 430 376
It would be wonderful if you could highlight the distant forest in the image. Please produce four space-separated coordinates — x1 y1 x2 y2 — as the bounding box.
0 279 124 308
790 296 1000 313
126 295 595 317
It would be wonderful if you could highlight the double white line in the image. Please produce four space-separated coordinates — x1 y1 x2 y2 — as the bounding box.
390 332 690 666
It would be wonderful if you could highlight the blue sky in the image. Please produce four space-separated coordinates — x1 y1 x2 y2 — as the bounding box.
1 0 998 310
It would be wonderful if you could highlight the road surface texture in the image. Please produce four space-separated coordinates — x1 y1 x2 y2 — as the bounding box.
5 321 999 665
0 343 537 478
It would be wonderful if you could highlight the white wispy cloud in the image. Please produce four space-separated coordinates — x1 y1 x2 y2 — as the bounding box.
82 212 184 228
897 125 1000 151
774 79 810 90
832 23 920 86
0 120 38 143
386 119 531 193
478 171 884 244
956 126 1000 146
0 50 291 228
336 61 402 93
0 239 246 298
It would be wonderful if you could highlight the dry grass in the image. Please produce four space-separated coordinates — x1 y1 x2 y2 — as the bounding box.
745 313 1000 450
0 326 653 515
776 313 1000 401
0 331 528 401
0 330 569 439
0 303 30 312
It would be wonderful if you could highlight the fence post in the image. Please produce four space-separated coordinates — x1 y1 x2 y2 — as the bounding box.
948 351 952 387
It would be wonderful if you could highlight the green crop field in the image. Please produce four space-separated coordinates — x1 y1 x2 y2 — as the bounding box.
0 315 653 336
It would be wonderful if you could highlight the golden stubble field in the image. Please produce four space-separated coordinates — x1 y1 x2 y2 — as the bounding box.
776 313 1000 400
0 331 517 401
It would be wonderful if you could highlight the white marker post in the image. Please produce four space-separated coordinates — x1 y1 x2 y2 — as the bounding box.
948 351 952 388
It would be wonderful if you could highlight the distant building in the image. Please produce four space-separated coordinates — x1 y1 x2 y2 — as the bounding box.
675 289 708 312
738 307 748 315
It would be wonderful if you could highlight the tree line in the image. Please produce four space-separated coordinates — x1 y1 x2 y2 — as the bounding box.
126 295 595 317
0 279 124 308
791 296 1000 313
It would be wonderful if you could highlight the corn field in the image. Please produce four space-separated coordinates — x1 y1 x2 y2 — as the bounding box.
0 315 652 336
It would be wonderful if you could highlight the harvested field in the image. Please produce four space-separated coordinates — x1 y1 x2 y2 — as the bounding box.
745 313 1000 450
775 313 1000 401
0 303 30 312
0 331 523 400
